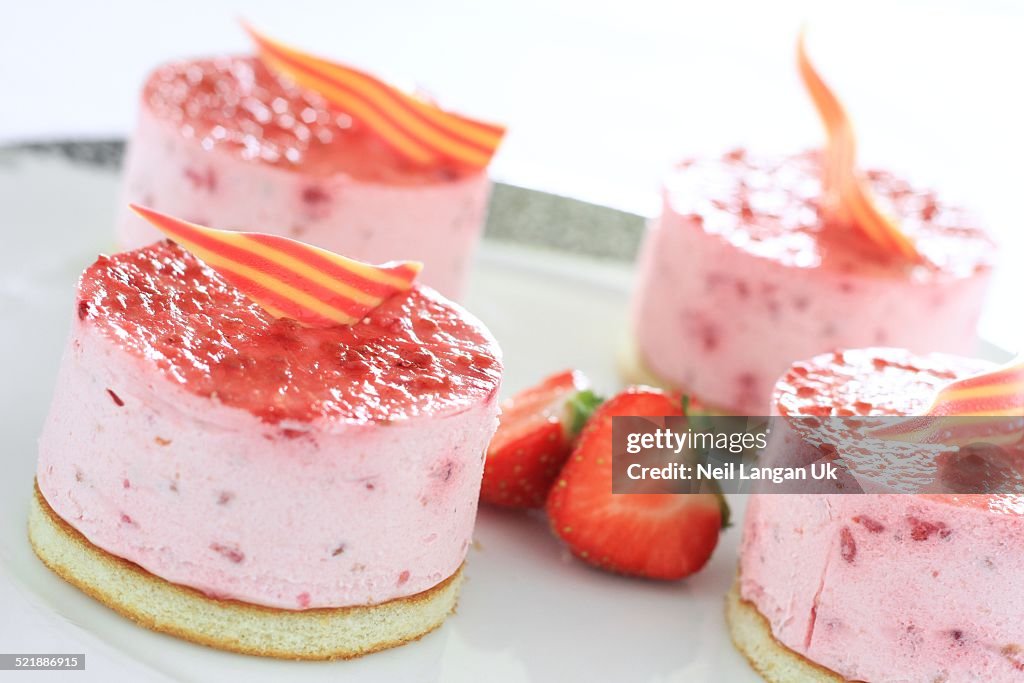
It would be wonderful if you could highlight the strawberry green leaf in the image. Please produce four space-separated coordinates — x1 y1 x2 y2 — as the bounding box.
705 480 732 529
717 492 732 530
567 389 604 436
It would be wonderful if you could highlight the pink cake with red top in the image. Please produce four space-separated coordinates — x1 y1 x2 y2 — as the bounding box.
729 347 1024 682
31 240 502 658
116 56 491 298
630 151 995 415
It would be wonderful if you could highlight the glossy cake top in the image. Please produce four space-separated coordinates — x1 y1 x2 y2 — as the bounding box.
143 56 475 184
775 347 1024 512
663 150 995 278
774 347 991 417
76 241 501 424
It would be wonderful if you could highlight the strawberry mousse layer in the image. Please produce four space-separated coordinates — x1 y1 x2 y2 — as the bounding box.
631 150 995 414
36 241 502 610
116 56 491 299
739 348 1024 682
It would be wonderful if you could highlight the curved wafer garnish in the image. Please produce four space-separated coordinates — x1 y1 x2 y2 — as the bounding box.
928 356 1024 417
797 30 922 263
870 356 1024 447
130 205 420 327
244 24 505 170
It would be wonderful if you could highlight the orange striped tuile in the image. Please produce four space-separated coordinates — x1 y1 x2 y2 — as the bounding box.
928 356 1024 417
130 204 421 327
797 30 922 263
244 24 505 171
870 356 1024 447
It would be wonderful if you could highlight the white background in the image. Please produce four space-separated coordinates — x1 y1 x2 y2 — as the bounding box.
4 0 1023 350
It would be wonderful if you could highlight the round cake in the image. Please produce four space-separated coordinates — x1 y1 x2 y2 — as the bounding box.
115 56 492 299
31 240 503 658
729 347 1024 682
629 150 995 414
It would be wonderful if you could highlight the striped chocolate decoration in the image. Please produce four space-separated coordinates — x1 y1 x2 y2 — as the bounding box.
797 31 923 263
130 205 421 327
928 357 1024 417
869 357 1023 447
245 25 505 170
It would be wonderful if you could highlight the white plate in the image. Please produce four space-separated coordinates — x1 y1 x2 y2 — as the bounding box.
0 149 1000 683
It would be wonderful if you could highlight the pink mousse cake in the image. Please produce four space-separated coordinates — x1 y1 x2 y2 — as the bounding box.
30 240 502 658
116 56 492 299
630 150 995 414
729 347 1024 682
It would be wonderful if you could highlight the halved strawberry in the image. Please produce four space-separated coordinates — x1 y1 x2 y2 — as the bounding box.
546 387 728 580
481 370 602 509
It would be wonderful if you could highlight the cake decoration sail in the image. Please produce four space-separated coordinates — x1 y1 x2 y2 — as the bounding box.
927 355 1024 417
797 30 922 263
869 354 1024 449
130 205 420 327
244 25 505 171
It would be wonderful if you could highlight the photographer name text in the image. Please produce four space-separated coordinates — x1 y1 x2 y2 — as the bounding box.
626 462 838 484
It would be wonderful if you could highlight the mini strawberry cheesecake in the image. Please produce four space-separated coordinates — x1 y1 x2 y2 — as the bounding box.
729 348 1024 682
117 32 503 300
628 37 995 415
629 151 994 415
30 232 502 658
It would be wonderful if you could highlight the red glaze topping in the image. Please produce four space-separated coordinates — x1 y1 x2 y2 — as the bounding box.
76 241 501 424
143 56 473 185
776 348 1024 512
775 347 991 417
665 150 994 278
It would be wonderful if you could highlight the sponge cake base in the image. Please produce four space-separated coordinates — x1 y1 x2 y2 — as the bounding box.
725 578 845 682
617 333 735 415
28 483 463 659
